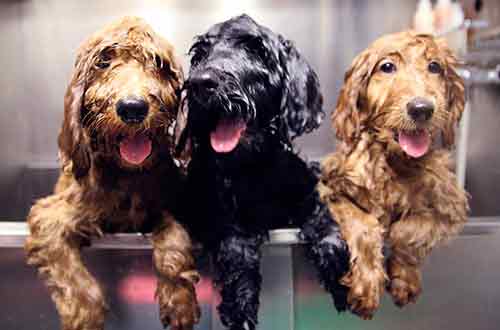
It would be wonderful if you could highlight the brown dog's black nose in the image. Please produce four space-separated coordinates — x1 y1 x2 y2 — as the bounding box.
407 97 434 122
116 97 149 124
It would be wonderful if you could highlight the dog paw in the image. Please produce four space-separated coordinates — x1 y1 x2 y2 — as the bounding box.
388 277 422 307
387 259 422 307
343 266 385 319
157 281 200 330
347 285 381 320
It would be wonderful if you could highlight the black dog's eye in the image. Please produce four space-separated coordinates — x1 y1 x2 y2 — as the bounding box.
191 49 208 66
247 37 270 61
380 61 397 74
428 61 443 74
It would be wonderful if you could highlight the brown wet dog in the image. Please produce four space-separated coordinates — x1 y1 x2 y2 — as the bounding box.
319 31 468 319
25 17 200 330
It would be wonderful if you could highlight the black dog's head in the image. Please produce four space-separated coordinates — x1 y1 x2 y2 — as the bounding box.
177 14 323 158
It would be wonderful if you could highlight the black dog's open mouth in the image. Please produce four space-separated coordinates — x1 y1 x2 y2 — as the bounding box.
118 132 152 165
396 129 431 158
210 118 247 153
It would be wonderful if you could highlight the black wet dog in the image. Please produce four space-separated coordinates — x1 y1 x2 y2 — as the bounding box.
177 14 349 330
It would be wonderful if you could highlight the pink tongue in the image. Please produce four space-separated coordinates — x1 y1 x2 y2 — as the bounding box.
119 133 152 165
398 130 431 158
210 119 246 153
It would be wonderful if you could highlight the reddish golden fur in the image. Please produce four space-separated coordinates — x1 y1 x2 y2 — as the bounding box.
25 17 199 330
320 31 468 319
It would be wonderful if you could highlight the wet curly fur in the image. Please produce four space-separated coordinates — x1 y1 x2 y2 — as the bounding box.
320 31 469 319
176 14 349 330
24 17 200 330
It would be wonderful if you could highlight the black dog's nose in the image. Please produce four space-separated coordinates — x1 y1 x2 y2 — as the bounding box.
189 72 218 92
116 97 149 124
407 97 434 122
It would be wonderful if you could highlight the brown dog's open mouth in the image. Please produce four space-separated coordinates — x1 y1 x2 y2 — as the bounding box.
210 119 247 153
119 133 152 165
398 129 431 158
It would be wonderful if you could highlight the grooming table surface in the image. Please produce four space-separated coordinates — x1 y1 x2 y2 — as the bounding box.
1 220 500 330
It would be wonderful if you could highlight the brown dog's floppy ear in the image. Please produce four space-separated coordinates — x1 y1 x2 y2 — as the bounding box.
436 39 465 148
280 38 324 139
58 56 91 180
332 50 378 143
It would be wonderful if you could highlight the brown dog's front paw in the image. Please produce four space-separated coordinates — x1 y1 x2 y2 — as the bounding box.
347 283 381 320
157 281 200 330
343 268 385 320
388 276 422 307
387 260 422 307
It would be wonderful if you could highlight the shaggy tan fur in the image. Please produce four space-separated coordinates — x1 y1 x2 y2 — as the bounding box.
25 17 200 330
320 31 469 319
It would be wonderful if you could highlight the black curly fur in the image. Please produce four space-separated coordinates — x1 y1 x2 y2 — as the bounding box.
178 14 349 329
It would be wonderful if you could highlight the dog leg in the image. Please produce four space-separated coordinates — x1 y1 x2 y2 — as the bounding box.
387 213 465 307
215 230 264 330
328 197 386 319
152 213 200 330
25 194 106 330
299 190 350 311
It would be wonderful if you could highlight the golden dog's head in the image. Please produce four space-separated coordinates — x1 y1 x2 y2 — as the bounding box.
333 31 464 158
59 16 183 178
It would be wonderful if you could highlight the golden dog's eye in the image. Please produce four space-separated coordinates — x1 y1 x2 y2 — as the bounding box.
428 61 443 74
155 54 163 68
96 51 112 69
380 61 397 74
96 61 110 69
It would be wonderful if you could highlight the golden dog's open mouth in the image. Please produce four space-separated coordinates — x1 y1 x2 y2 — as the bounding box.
119 132 152 165
398 129 431 158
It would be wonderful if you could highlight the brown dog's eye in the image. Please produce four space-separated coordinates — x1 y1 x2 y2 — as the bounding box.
428 61 443 74
155 55 163 68
380 62 397 74
96 61 110 69
96 51 112 69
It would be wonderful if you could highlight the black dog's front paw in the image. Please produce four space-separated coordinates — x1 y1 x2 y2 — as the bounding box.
215 234 264 330
300 203 350 311
218 278 260 330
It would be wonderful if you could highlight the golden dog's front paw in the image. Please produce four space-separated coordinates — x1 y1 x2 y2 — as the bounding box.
388 277 421 307
157 280 200 330
387 261 422 307
342 265 386 320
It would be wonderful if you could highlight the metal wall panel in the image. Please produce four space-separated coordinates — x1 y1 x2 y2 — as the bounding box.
0 1 499 217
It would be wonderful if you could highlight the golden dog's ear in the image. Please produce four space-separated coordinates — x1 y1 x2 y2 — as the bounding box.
332 50 378 143
437 39 465 148
58 55 91 180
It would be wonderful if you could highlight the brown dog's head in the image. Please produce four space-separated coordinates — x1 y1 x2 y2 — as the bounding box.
333 31 464 158
59 16 183 179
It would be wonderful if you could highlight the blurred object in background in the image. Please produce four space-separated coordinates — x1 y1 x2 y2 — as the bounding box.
414 0 435 34
413 0 467 55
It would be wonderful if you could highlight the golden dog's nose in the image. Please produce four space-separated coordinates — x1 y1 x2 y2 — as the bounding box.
116 97 149 124
407 97 434 123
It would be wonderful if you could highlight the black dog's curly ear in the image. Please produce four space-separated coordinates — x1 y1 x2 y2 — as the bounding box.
281 38 324 139
174 92 192 169
58 52 92 180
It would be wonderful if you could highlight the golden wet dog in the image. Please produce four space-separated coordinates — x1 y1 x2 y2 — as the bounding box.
25 17 200 330
320 31 468 319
